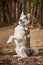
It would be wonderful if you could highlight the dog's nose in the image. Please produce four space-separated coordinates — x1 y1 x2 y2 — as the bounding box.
19 19 24 23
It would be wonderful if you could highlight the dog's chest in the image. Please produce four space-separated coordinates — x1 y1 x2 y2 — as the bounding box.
14 25 29 47
14 25 25 38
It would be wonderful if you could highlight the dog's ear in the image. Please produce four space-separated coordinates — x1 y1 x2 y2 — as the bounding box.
26 13 30 19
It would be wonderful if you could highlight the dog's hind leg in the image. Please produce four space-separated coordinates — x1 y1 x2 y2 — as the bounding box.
19 47 28 58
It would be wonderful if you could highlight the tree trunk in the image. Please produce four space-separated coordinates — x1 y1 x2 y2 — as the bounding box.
31 2 34 24
19 2 22 18
24 0 27 14
41 0 43 26
1 12 3 23
16 2 19 20
22 1 24 12
14 2 16 20
5 3 11 23
11 0 15 20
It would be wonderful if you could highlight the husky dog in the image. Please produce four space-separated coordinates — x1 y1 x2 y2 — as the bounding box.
7 12 39 59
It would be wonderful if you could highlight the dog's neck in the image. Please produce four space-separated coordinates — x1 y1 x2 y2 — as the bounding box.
18 23 24 27
18 23 28 28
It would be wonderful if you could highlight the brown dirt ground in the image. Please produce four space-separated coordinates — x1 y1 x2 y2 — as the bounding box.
0 24 43 65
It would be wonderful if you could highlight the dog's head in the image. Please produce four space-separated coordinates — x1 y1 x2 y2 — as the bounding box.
19 12 30 26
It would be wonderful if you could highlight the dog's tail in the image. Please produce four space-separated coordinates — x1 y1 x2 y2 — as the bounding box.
30 46 39 55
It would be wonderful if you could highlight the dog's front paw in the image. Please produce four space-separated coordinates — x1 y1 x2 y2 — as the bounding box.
7 40 11 44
